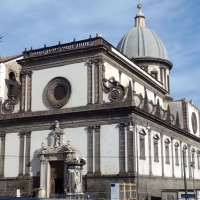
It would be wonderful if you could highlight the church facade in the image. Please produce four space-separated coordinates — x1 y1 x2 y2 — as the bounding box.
0 5 200 198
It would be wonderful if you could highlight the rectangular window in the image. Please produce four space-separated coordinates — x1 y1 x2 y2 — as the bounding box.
165 143 170 164
183 150 187 167
175 147 179 166
151 72 157 80
192 153 195 168
140 135 145 159
198 154 200 169
154 139 159 162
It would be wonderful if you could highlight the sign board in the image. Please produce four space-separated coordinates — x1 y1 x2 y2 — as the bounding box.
111 183 119 200
181 194 195 198
16 189 21 197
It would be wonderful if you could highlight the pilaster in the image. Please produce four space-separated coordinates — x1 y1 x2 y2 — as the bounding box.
160 132 164 177
148 128 153 176
87 126 94 175
118 123 126 175
25 131 31 177
94 125 101 175
18 131 25 177
20 71 26 112
127 125 134 176
171 137 175 177
86 60 93 104
188 144 192 179
0 133 6 178
27 71 33 111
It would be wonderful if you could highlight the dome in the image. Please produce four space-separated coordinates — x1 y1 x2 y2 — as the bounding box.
117 5 169 61
117 27 169 60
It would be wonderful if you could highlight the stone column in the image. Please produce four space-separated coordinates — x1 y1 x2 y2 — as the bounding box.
94 125 101 175
87 126 93 175
0 133 6 178
18 131 25 177
27 71 33 112
20 71 27 112
86 60 93 104
98 58 104 103
25 131 31 177
119 123 126 175
94 61 100 104
148 129 153 176
127 125 134 175
180 141 183 178
39 155 46 198
133 124 136 176
188 144 192 179
171 137 175 177
160 133 164 177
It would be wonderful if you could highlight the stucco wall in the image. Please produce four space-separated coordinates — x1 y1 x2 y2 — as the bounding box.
31 62 87 111
101 124 119 175
4 133 19 177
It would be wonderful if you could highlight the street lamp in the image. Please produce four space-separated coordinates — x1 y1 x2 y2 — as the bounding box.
191 162 196 199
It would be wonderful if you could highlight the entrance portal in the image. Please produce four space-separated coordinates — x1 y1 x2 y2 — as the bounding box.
50 161 64 194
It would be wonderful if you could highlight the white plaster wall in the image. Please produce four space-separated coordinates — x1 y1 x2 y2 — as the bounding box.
121 73 131 87
146 89 155 105
63 127 87 175
0 63 6 101
188 103 199 136
32 62 87 111
111 47 163 88
173 139 181 178
155 95 163 107
4 133 19 177
151 131 162 176
135 81 144 97
103 62 119 103
138 126 149 175
168 101 183 128
30 130 50 176
101 124 119 175
163 135 172 177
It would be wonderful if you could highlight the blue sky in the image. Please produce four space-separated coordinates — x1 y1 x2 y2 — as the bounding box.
1 0 200 107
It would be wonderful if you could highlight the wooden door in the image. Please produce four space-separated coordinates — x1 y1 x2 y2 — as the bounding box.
50 161 64 194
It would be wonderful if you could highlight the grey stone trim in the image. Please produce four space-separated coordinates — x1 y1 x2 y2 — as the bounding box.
87 126 94 175
94 125 101 175
20 72 26 112
148 129 153 176
86 61 93 104
94 61 99 104
171 137 174 177
18 131 25 177
164 68 166 90
188 144 192 179
27 72 33 111
118 123 126 175
0 133 5 178
25 131 31 177
182 100 190 132
160 133 164 177
127 125 134 175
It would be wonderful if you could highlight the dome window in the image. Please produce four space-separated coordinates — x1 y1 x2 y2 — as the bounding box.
151 71 158 80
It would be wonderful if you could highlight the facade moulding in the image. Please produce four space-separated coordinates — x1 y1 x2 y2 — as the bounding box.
0 105 200 143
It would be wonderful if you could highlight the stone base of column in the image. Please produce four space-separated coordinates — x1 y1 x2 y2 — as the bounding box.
18 174 24 178
118 171 127 176
94 172 101 176
86 172 94 177
127 171 135 176
0 175 4 179
24 174 30 178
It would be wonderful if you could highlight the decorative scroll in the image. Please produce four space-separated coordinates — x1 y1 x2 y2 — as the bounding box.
2 99 15 113
102 77 125 102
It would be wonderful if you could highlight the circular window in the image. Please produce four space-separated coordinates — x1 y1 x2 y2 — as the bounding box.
44 77 71 108
191 112 197 134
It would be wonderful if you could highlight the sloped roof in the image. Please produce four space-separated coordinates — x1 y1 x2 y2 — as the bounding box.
0 54 22 63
